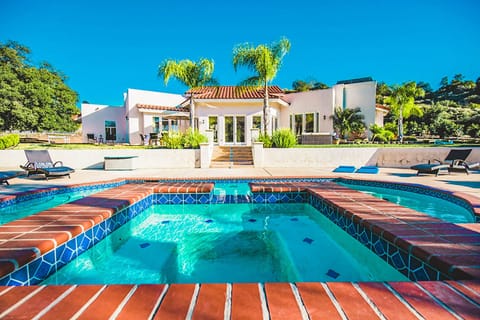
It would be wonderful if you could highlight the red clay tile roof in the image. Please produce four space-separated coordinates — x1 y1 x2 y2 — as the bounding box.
185 86 285 99
136 104 190 112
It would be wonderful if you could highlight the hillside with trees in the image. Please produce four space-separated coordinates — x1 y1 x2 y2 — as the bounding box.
378 75 480 140
0 41 80 132
292 75 480 140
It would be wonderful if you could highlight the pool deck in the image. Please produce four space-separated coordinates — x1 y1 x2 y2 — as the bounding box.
0 167 479 319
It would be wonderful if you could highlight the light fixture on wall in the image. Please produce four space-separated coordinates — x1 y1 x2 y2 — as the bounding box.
125 115 129 121
323 115 326 120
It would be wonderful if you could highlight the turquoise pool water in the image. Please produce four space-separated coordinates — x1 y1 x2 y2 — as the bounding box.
213 182 251 195
0 187 111 225
338 183 474 223
43 203 407 285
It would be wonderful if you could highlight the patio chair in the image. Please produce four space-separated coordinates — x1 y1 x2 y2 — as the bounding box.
86 133 96 143
20 150 74 180
410 149 479 176
444 149 479 175
0 171 24 185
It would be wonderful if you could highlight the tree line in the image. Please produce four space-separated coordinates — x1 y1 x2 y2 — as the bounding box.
0 41 79 132
1 39 478 141
378 76 480 140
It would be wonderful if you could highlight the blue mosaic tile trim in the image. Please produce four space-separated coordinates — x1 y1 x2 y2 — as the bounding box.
0 265 29 286
0 180 125 209
308 193 446 281
56 238 78 269
0 193 154 286
153 193 220 205
337 178 474 215
409 256 440 281
251 192 307 204
28 250 56 284
151 193 212 204
131 177 331 184
210 194 252 204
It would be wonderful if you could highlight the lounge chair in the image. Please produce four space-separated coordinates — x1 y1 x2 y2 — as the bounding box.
20 150 75 180
411 149 479 176
86 133 96 143
445 149 479 175
0 171 24 185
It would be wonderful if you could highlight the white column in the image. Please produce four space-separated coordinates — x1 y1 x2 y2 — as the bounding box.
250 128 260 144
252 142 264 168
199 142 211 169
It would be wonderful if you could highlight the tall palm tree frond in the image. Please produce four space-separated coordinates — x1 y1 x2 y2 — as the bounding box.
158 58 217 130
386 81 425 142
232 37 291 133
158 58 216 88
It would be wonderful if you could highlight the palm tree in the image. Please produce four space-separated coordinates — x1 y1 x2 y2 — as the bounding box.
232 37 291 133
386 82 425 143
331 107 366 141
158 58 217 130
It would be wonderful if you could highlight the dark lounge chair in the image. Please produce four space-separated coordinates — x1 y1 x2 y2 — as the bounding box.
0 171 24 185
411 149 479 176
86 133 96 143
20 150 75 180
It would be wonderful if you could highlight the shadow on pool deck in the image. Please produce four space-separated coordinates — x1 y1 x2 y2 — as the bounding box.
442 179 480 189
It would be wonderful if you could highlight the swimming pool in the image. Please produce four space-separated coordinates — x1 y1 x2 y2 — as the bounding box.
43 203 406 284
338 181 475 223
0 185 113 224
1 178 478 287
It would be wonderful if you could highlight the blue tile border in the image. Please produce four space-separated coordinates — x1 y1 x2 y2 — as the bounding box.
307 194 446 281
0 180 125 209
336 178 476 221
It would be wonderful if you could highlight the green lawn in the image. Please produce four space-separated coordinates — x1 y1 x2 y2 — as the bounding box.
10 142 480 150
294 143 480 148
13 143 156 150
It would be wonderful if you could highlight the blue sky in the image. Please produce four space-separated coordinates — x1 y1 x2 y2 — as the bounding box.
1 0 479 106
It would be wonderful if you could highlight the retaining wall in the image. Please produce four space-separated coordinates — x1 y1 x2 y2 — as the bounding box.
0 147 479 169
261 147 480 168
0 149 199 169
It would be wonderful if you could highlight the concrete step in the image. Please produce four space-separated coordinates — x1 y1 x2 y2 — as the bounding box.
210 146 253 168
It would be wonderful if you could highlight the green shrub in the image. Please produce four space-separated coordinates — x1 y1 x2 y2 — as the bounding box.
257 133 272 148
0 133 20 150
182 129 208 149
272 129 297 148
403 136 417 142
370 124 395 142
162 131 184 149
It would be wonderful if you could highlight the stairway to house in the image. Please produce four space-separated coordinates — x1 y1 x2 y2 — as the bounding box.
210 146 254 168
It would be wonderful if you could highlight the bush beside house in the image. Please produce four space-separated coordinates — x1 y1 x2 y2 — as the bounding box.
0 133 20 149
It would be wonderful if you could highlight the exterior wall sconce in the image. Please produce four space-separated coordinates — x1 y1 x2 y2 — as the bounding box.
323 115 327 120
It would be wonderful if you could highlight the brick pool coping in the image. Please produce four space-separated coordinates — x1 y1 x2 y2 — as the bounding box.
0 177 479 318
1 281 479 319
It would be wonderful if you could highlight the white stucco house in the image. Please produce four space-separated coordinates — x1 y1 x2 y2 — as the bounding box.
81 77 388 146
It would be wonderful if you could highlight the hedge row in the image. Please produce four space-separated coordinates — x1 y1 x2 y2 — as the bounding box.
0 134 20 150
